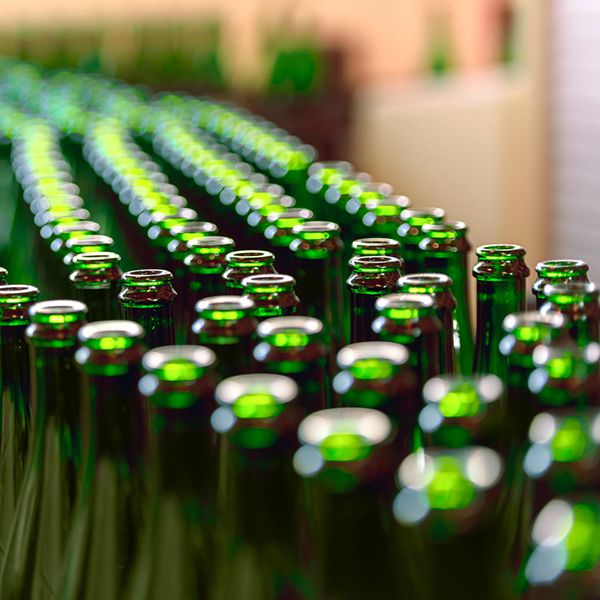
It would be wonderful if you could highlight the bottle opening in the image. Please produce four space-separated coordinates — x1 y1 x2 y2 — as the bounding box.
30 299 88 323
195 295 255 319
216 373 298 408
187 236 235 253
242 274 295 290
337 341 409 370
536 259 588 273
0 284 39 303
142 344 216 373
349 255 402 272
399 273 452 291
476 244 526 259
257 315 323 340
375 293 435 313
122 269 173 286
72 252 121 268
78 320 145 348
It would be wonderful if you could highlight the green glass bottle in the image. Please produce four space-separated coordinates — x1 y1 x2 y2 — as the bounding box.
63 235 115 268
540 282 600 347
472 245 530 379
0 299 87 599
351 237 402 260
394 445 508 600
46 221 102 255
294 408 398 600
333 341 419 456
211 374 304 600
532 259 589 309
347 255 403 344
343 183 395 237
222 250 277 294
192 296 258 379
362 196 411 237
33 207 90 230
0 269 7 285
166 222 218 265
0 284 39 558
241 274 300 320
398 273 457 374
145 207 198 255
119 269 177 349
58 320 149 600
420 374 504 449
264 208 314 248
253 316 330 412
373 293 442 389
182 236 235 343
420 221 474 375
290 221 345 354
127 345 219 600
397 207 445 273
499 311 566 446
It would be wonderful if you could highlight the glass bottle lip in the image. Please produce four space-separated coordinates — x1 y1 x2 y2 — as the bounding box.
503 311 565 334
400 207 445 225
186 235 235 253
35 208 90 227
266 207 313 224
0 284 39 304
65 234 114 250
49 220 101 240
349 255 403 273
151 207 197 225
122 269 173 287
257 315 323 340
421 221 468 238
352 238 401 253
78 319 145 348
195 295 255 319
535 259 589 276
375 292 435 313
72 251 121 269
241 273 296 292
337 341 409 369
475 244 526 260
292 221 340 238
398 273 453 292
308 160 353 178
527 409 600 446
423 374 504 405
29 299 88 324
542 282 599 304
142 344 216 378
215 373 298 406
297 407 392 449
170 222 218 240
532 341 600 369
225 249 275 267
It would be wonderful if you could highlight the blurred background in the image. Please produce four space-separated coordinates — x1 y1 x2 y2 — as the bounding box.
0 0 592 279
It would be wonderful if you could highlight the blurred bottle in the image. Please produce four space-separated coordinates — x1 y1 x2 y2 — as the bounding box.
127 345 220 600
373 293 442 389
0 300 87 600
398 273 457 375
347 256 403 344
58 320 149 600
254 316 330 412
540 282 600 347
241 274 300 320
63 234 115 268
0 284 39 557
192 296 258 379
222 250 277 295
211 374 305 600
362 196 411 237
532 259 589 309
333 342 419 456
397 208 445 274
473 245 530 379
119 269 177 349
294 408 399 600
69 252 122 321
421 221 474 375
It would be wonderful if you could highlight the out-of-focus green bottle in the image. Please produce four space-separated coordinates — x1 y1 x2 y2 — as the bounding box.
241 274 300 320
211 374 305 600
532 259 589 309
397 208 445 274
0 299 87 599
362 196 411 237
420 221 473 375
473 245 530 379
63 234 115 268
253 316 330 412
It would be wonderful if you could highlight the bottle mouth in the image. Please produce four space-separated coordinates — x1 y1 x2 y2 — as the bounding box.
353 182 393 196
365 195 411 211
66 235 114 250
170 222 218 239
503 311 565 334
421 221 467 238
225 250 275 267
186 236 235 253
257 315 322 339
30 299 88 323
375 292 435 314
352 237 400 251
308 161 353 178
423 374 504 406
0 284 39 303
242 273 295 291
349 255 403 272
51 221 101 240
238 183 284 200
267 208 313 224
122 269 173 286
536 259 588 274
195 295 255 318
337 341 409 369
152 207 197 225
72 251 121 269
292 221 340 237
215 373 298 409
398 273 453 291
476 244 526 259
142 344 216 374
400 207 445 225
78 320 145 348
542 282 599 304
297 408 392 452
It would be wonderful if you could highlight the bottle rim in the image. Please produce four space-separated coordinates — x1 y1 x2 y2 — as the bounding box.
400 207 445 224
186 235 235 252
503 311 565 333
195 295 255 316
142 344 216 374
337 341 409 369
50 220 101 240
0 284 39 303
266 208 313 223
349 255 403 272
542 282 598 303
215 373 298 406
535 259 588 275
122 269 173 286
475 244 526 259
365 195 411 211
375 292 435 312
78 319 145 347
423 374 504 405
72 251 121 269
292 221 340 236
398 273 453 290
65 234 114 250
29 300 88 324
225 250 275 266
170 222 218 239
352 237 400 250
257 315 323 339
241 273 296 291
